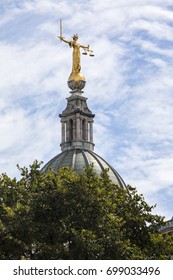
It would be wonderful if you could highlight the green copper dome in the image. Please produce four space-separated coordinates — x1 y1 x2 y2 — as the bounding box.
41 148 126 188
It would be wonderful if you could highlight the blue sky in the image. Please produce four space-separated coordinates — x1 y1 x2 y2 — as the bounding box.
0 0 173 219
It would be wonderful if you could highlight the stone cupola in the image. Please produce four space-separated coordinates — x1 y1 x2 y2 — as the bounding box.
59 90 95 152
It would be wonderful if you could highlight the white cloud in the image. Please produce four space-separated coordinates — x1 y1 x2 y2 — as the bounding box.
130 20 173 41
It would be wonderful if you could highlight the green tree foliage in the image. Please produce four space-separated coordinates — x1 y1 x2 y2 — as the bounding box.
0 161 172 259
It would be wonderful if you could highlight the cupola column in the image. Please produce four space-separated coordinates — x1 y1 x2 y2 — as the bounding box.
73 119 76 140
84 120 88 141
76 114 81 141
61 121 65 143
66 121 70 141
90 121 93 143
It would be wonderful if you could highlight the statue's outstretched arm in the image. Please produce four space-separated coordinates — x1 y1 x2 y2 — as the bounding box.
58 36 70 44
80 44 89 49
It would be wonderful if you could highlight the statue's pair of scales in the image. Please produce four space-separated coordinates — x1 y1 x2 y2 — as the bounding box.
58 19 94 91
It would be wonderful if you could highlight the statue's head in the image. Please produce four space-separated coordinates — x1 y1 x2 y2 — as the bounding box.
72 34 78 41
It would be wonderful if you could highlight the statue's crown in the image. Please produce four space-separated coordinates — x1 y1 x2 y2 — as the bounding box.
73 34 78 40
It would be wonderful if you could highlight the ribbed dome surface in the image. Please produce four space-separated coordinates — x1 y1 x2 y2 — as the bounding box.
42 148 125 188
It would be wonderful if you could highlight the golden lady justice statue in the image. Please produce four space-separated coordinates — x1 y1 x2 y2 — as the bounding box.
58 19 94 91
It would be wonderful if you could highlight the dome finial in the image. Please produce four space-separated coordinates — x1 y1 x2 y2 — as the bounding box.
58 19 94 92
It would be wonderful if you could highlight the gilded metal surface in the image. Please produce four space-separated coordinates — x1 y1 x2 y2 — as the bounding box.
58 19 94 83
